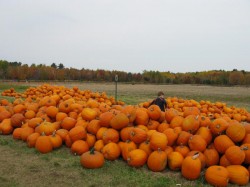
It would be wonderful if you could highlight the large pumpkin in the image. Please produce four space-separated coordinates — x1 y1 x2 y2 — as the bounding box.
205 165 229 187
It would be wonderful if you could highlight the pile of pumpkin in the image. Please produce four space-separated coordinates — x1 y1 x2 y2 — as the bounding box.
0 84 250 186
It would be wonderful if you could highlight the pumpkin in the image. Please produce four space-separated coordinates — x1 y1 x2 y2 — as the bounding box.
81 108 98 121
127 149 147 168
99 112 114 127
56 129 69 142
186 151 206 170
139 140 152 156
28 117 43 128
86 133 96 147
120 127 133 142
147 120 160 130
49 131 62 149
204 148 220 167
147 149 167 172
165 108 179 123
150 131 168 151
80 148 104 169
167 151 184 171
60 117 77 131
11 113 25 128
163 128 178 146
68 126 87 142
129 127 147 144
102 142 120 160
36 121 56 135
213 135 235 154
12 128 23 140
226 165 249 186
134 109 149 126
27 132 40 148
21 126 34 141
0 110 12 122
170 115 184 129
46 106 59 118
241 144 250 164
102 128 119 144
225 122 245 143
147 105 162 120
181 152 201 180
205 166 229 187
182 115 200 134
121 141 137 161
176 131 192 146
71 140 89 155
35 133 53 153
121 105 137 123
94 140 104 152
157 122 170 133
224 145 245 165
0 119 13 135
188 135 207 152
195 126 212 145
110 113 129 130
210 118 228 136
174 145 190 158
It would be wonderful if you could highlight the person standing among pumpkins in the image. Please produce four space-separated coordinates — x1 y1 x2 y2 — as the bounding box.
150 91 167 111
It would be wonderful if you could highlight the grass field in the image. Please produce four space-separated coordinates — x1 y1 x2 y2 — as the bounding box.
0 82 249 187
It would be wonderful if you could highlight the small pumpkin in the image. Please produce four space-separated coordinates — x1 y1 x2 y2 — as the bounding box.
80 148 104 169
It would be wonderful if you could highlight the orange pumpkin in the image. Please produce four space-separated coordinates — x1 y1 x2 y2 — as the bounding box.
71 140 89 155
181 153 201 180
226 165 249 186
127 149 147 168
213 135 235 154
110 113 129 130
225 145 245 165
182 115 200 134
102 142 120 161
205 166 229 187
147 149 167 172
35 133 53 154
68 126 87 142
188 135 207 152
226 122 246 143
167 151 184 171
149 131 168 151
80 148 104 169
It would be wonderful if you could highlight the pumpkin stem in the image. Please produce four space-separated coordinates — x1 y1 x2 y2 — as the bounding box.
90 147 95 154
192 152 200 160
241 146 248 151
52 130 56 137
41 132 46 136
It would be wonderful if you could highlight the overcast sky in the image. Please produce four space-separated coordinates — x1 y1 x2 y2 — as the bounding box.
0 0 249 73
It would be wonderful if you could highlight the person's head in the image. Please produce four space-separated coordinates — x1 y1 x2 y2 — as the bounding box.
157 91 164 98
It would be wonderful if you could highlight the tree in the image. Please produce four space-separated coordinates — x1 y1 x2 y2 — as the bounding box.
51 63 57 69
58 63 64 69
229 71 245 85
0 60 9 79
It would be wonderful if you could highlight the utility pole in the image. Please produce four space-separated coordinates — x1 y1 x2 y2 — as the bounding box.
115 74 118 104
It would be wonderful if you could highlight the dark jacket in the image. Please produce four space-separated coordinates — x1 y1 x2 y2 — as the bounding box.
150 97 167 111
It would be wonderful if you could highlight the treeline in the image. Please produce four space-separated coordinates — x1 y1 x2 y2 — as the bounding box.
0 60 249 85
